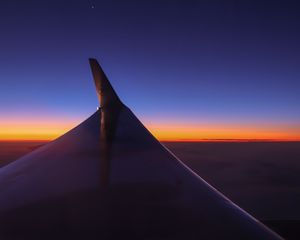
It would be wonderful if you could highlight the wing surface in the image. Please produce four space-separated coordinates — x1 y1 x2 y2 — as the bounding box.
0 59 282 240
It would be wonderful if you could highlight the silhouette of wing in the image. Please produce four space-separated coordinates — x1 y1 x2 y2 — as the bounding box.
0 59 282 239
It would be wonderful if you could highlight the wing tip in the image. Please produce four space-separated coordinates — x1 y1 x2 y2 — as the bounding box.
88 58 123 108
88 58 98 64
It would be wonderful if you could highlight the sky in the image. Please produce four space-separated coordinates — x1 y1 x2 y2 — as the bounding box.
0 0 300 141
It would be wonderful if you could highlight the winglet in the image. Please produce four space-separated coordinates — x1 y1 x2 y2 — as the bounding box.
89 58 123 108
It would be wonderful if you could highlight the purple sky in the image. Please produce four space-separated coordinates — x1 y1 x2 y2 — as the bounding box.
0 0 300 140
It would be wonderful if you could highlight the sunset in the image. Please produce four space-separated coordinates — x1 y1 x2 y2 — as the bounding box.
1 117 300 141
0 1 299 239
1 1 299 144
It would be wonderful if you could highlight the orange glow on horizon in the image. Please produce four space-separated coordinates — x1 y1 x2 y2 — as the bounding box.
145 121 300 142
0 118 79 141
0 118 300 142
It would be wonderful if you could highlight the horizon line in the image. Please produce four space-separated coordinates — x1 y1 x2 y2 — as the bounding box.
1 138 300 143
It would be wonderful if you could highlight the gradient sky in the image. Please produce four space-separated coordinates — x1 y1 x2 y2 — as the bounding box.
0 0 300 141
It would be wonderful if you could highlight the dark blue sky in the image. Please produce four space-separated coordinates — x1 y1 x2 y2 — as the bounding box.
0 0 300 140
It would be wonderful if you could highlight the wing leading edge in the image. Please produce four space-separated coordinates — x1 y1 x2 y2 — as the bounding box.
0 59 282 240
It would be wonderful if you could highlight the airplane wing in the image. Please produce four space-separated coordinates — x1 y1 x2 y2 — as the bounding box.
0 59 282 239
